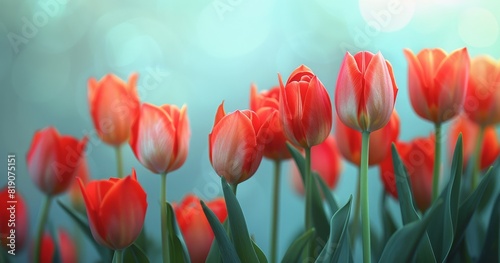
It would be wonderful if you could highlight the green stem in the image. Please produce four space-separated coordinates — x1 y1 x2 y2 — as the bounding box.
115 145 124 178
160 173 168 263
350 167 361 248
34 195 52 263
360 131 371 263
113 249 124 263
270 160 282 263
230 183 238 196
304 147 312 230
432 123 442 201
471 125 485 191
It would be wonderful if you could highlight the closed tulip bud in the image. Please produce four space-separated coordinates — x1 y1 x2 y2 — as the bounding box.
380 136 435 211
79 169 147 250
209 102 272 185
404 48 470 124
463 55 500 126
335 110 400 166
279 65 332 148
88 73 140 146
26 127 87 196
335 51 398 132
173 195 227 263
35 229 77 263
290 135 342 195
448 115 500 171
250 84 291 160
130 103 191 174
1 188 28 251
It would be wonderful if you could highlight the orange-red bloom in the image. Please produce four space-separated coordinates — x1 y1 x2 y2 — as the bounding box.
404 48 470 124
1 187 28 251
36 229 76 263
26 127 87 195
463 55 500 126
448 115 500 171
250 84 291 160
209 102 272 185
88 73 140 146
279 65 332 148
290 135 342 195
130 103 190 174
173 195 227 263
380 135 434 211
79 169 147 250
335 51 398 132
69 156 90 212
335 110 400 166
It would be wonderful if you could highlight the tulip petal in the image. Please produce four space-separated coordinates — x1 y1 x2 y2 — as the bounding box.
170 105 190 171
249 83 259 111
286 64 314 83
404 49 433 121
335 52 364 131
27 127 59 194
302 76 332 146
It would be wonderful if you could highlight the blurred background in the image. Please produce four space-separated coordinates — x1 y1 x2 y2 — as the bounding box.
1 0 499 262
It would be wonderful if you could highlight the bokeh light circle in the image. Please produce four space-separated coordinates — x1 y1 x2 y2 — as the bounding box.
458 8 498 48
358 0 416 32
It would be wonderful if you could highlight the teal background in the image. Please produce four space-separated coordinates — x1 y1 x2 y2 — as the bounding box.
1 0 499 262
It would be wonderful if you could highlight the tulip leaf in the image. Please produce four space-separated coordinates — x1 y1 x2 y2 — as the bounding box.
281 228 315 263
221 177 260 263
381 193 397 245
166 203 191 263
201 201 240 263
57 200 113 261
252 241 268 263
123 243 150 263
427 135 463 262
315 172 339 213
379 199 442 263
316 196 353 263
287 142 306 178
478 193 500 263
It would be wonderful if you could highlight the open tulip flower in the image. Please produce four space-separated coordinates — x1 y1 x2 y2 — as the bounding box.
174 195 227 263
209 102 272 185
79 169 147 251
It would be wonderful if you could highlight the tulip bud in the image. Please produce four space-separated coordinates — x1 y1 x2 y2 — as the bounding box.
35 229 76 263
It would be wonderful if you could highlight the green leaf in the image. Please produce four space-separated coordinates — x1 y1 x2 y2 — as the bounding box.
381 193 397 245
201 201 241 263
391 144 419 224
379 199 442 263
478 193 500 263
287 142 305 179
314 172 339 214
252 241 268 263
316 196 353 263
427 135 463 262
221 177 260 263
123 243 150 263
166 203 191 263
281 228 315 263
57 200 113 261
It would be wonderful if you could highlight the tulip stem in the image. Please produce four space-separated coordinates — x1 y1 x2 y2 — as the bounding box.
160 172 169 263
304 147 313 261
113 249 124 263
115 145 124 178
471 125 485 191
34 195 52 263
230 183 238 195
360 131 371 263
270 160 282 263
350 167 361 248
432 123 442 201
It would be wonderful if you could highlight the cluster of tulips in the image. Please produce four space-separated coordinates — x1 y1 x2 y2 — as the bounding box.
1 47 499 263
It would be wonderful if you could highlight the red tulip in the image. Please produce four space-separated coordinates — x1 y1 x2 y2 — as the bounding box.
36 229 77 263
209 102 272 185
26 127 87 195
79 169 147 250
250 84 291 160
463 55 500 126
290 135 342 195
335 51 398 132
173 195 227 263
88 73 140 146
448 115 500 171
380 135 434 211
69 156 90 212
278 65 332 148
335 110 400 166
1 187 28 251
404 48 470 124
130 103 190 174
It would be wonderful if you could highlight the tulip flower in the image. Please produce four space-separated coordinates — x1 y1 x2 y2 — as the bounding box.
290 135 342 194
335 110 400 166
68 156 90 213
173 195 227 263
464 55 500 126
36 229 77 263
1 187 28 251
209 102 272 185
380 135 435 212
79 169 147 251
404 47 470 200
278 65 332 148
